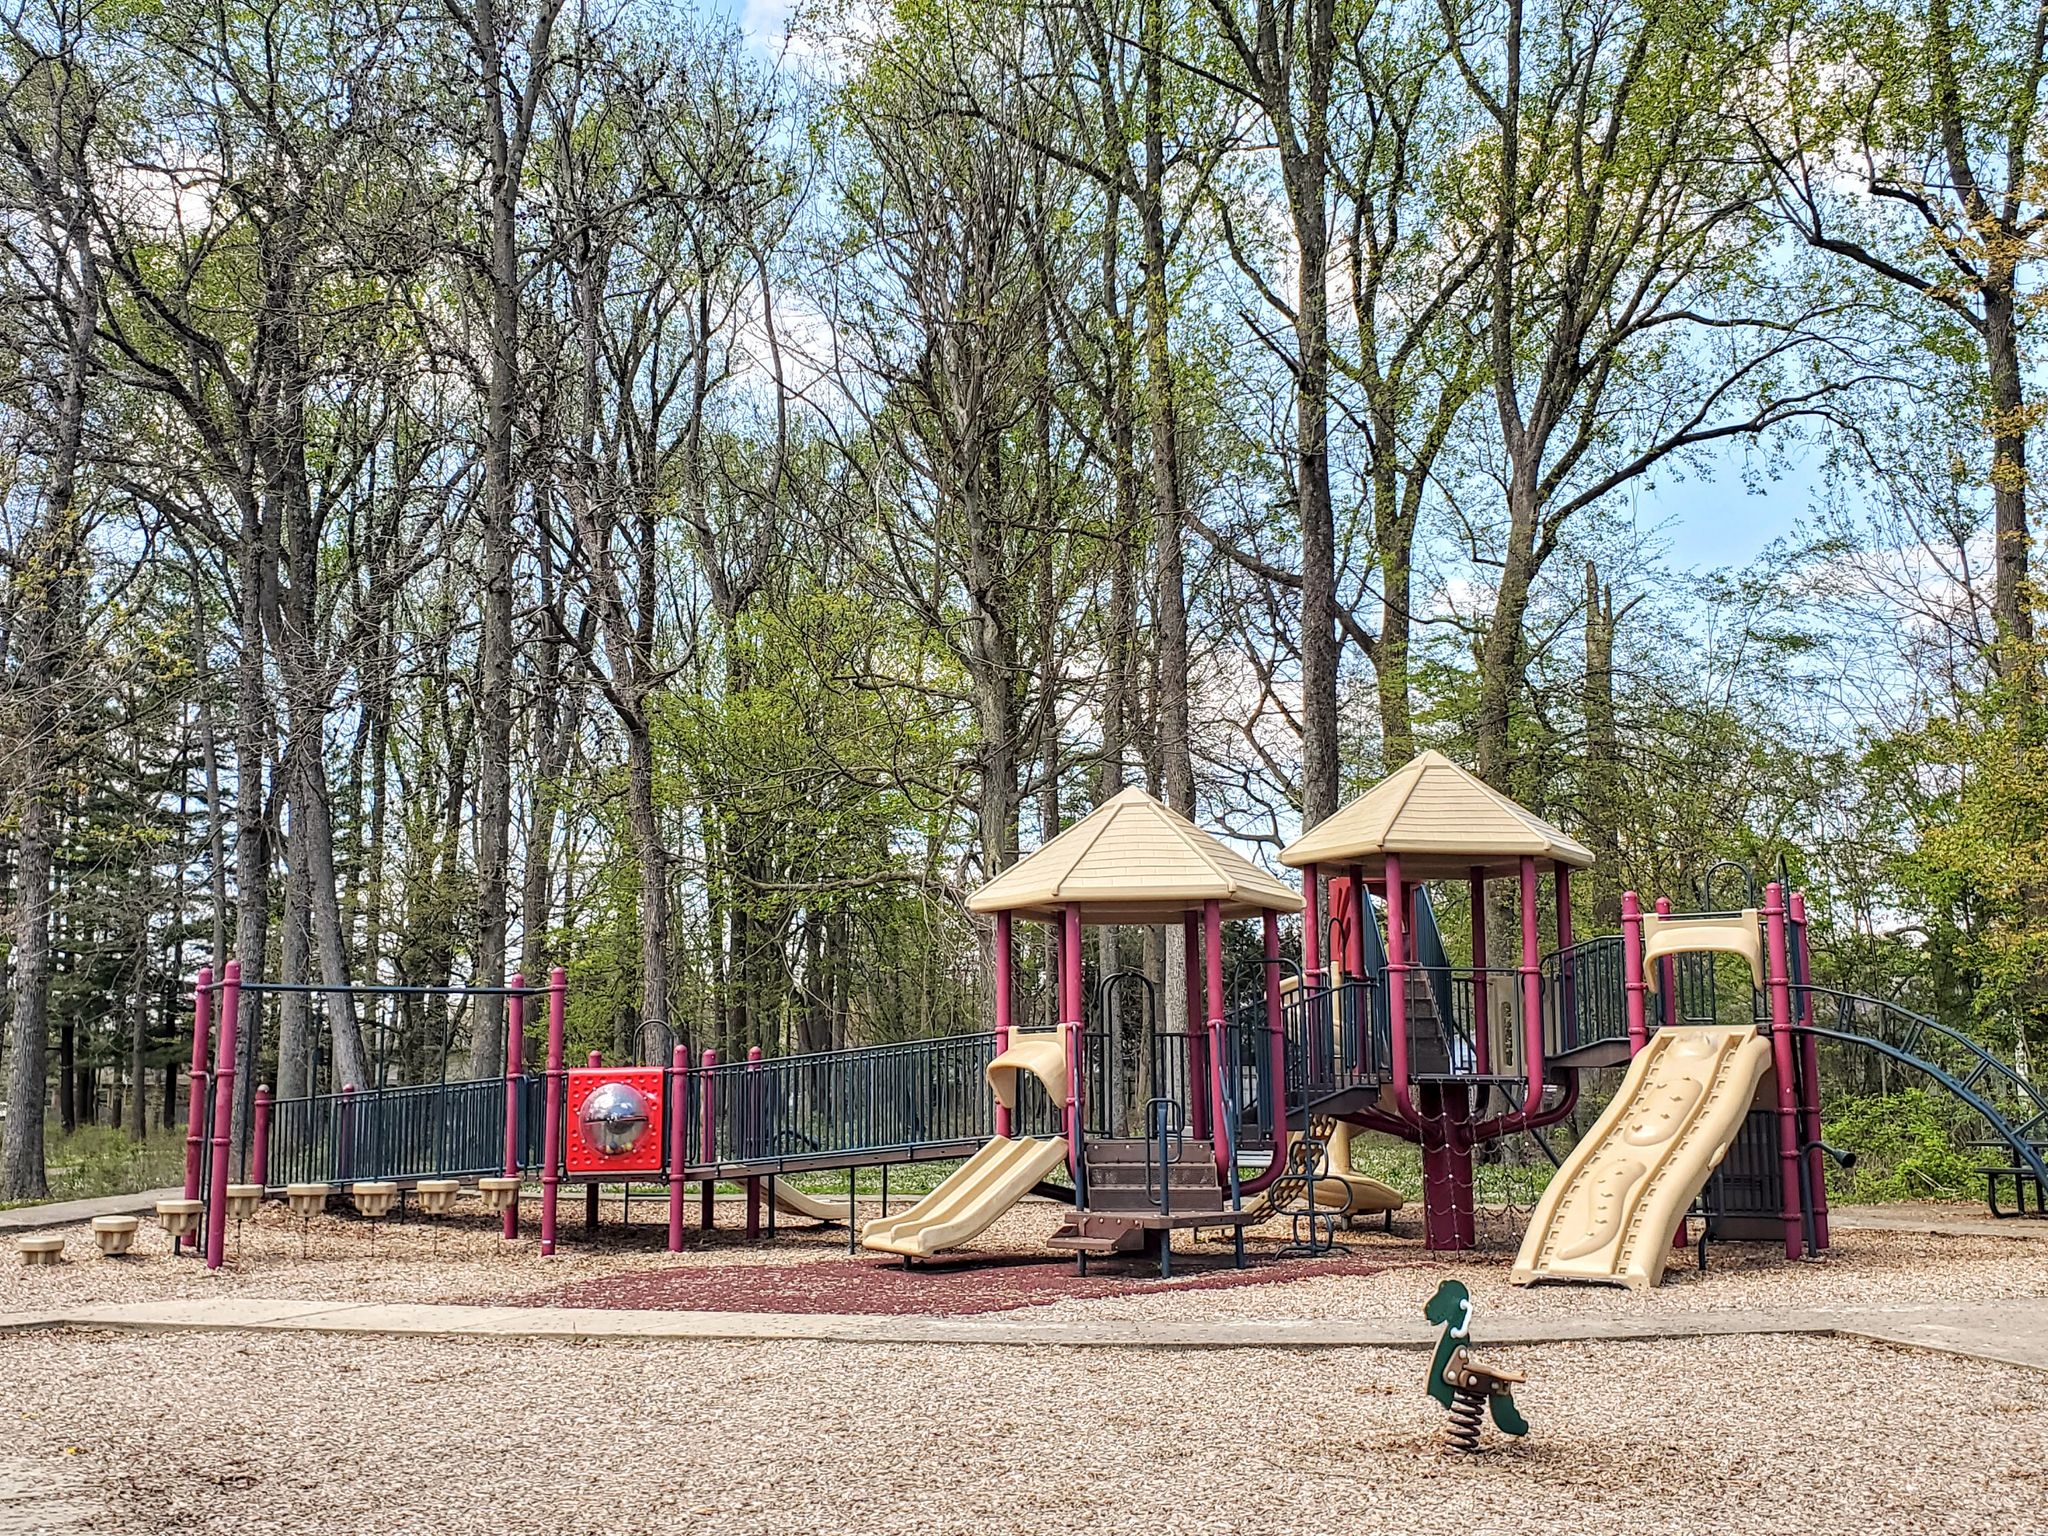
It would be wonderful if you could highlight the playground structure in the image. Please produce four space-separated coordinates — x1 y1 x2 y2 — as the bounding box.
160 752 2048 1284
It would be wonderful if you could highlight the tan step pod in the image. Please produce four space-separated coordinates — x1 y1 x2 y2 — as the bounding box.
90 1215 140 1257
225 1184 264 1221
155 1197 204 1237
350 1182 398 1219
414 1179 460 1216
285 1183 329 1219
475 1177 521 1212
17 1235 63 1266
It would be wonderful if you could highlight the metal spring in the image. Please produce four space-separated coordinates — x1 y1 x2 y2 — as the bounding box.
1445 1390 1485 1453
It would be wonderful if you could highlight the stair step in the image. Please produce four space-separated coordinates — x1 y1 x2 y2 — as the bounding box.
1085 1168 1218 1182
1088 1185 1226 1215
1086 1138 1216 1166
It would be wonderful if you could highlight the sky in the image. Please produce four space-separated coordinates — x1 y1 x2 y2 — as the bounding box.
1631 444 1824 575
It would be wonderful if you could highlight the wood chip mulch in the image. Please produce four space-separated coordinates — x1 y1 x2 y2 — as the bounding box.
496 1249 1396 1315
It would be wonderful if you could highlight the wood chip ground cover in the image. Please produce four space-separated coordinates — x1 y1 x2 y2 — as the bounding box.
2 1327 2042 1534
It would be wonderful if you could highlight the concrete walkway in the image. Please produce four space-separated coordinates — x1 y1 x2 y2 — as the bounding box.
1828 1203 2048 1239
5 1296 2048 1372
0 1188 179 1235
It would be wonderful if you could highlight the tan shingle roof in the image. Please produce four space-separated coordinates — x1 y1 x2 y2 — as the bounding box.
1279 750 1595 878
967 787 1303 922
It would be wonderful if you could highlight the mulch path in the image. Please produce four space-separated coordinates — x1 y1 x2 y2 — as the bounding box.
497 1249 1396 1316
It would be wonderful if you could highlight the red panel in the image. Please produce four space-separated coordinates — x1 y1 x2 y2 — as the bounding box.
564 1067 666 1175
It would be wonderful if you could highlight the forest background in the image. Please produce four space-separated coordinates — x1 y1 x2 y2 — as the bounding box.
3 0 2042 1200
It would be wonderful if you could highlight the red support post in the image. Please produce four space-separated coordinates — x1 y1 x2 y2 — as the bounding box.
1204 898 1228 1177
1062 902 1085 1188
1346 865 1367 980
1654 895 1677 1025
1182 911 1208 1140
1554 867 1574 1053
1517 857 1544 1123
994 910 1014 1140
1470 870 1489 1074
667 1044 688 1252
1764 882 1805 1260
1301 865 1323 990
1791 891 1829 1249
182 967 213 1253
203 961 242 1270
1419 1084 1477 1250
1261 910 1286 1151
1385 854 1416 1126
746 1045 763 1240
699 1047 717 1231
539 966 567 1255
251 1085 272 1190
502 975 524 1240
1622 891 1649 1055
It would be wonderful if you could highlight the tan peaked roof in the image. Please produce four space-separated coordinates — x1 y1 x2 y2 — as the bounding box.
1279 750 1595 879
967 787 1303 922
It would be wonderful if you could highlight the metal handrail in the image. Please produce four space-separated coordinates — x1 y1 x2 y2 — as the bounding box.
1792 1021 2048 1192
1797 987 2048 1141
1143 1097 1184 1214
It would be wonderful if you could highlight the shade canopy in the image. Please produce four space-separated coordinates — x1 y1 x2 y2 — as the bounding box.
1279 750 1595 880
967 786 1303 923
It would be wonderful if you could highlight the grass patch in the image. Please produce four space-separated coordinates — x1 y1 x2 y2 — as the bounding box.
1824 1089 1983 1203
9 1125 188 1205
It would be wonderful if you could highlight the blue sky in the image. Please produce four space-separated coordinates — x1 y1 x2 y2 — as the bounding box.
1627 442 1824 575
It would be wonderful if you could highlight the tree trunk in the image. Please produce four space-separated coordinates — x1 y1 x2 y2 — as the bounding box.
277 821 312 1099
1288 0 1340 826
467 0 557 1080
1475 468 1541 791
1984 278 2033 666
1142 2 1193 818
1583 561 1623 928
126 893 152 1140
1373 464 1421 764
5 765 56 1194
626 719 671 1041
190 573 230 974
2 138 98 1198
1290 229 1338 823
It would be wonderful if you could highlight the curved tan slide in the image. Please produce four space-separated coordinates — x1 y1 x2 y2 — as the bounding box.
860 1136 1072 1258
1512 1025 1771 1290
1234 1123 1404 1226
1299 1123 1404 1216
770 1184 850 1223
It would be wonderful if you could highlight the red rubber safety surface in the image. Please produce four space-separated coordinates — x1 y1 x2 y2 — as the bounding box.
501 1250 1397 1316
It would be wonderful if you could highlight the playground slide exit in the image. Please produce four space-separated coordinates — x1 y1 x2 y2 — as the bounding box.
770 1185 851 1223
1512 1025 1772 1290
859 1136 1071 1258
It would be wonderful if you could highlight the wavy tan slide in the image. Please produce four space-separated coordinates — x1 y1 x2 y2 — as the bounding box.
1512 1025 1772 1290
859 1136 1072 1259
770 1184 851 1223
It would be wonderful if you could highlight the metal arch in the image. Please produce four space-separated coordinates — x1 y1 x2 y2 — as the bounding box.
1791 1023 2048 1193
1800 987 2048 1138
632 1019 679 1067
1695 859 1759 914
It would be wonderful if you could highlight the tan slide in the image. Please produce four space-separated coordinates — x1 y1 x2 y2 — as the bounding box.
1233 1122 1404 1227
860 1136 1072 1258
1297 1122 1404 1216
770 1184 850 1223
1512 1025 1772 1290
